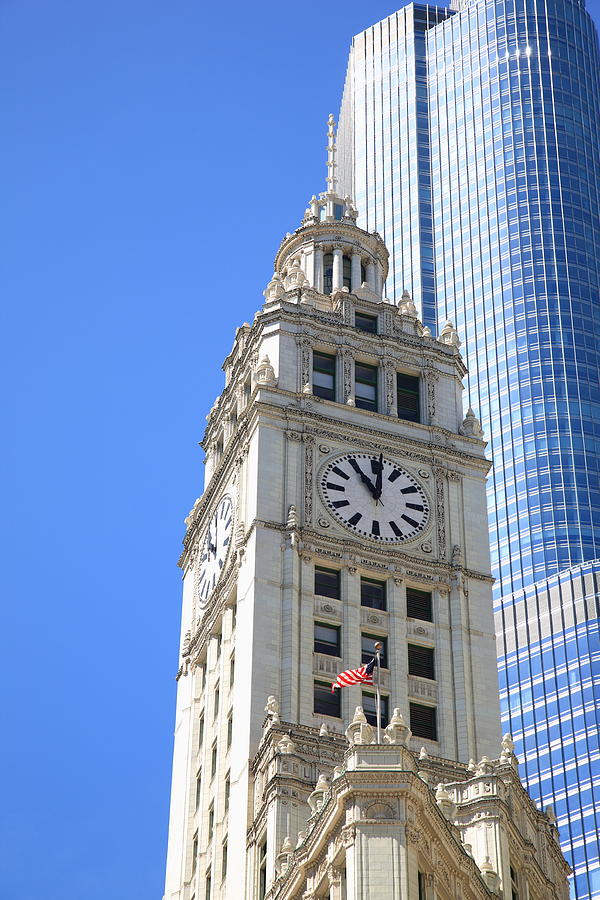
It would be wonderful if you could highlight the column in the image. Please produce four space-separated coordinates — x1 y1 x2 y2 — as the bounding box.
332 246 344 292
341 566 362 725
303 248 314 286
351 252 362 291
388 577 408 718
365 260 376 290
314 247 324 293
374 264 382 296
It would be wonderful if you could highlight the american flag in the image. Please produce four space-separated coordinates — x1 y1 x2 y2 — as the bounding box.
331 657 376 692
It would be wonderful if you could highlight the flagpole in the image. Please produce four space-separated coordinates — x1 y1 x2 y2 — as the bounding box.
374 642 382 743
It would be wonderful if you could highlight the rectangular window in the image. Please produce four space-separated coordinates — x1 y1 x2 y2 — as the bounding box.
192 832 198 875
314 622 341 656
418 872 426 900
215 634 222 659
231 605 237 632
229 655 235 688
362 692 389 728
510 866 520 900
208 803 214 841
211 742 218 778
315 566 340 600
205 869 211 900
198 714 205 750
313 351 336 401
361 577 386 610
408 644 435 680
227 712 233 749
355 311 378 333
406 587 433 621
314 681 341 718
259 840 267 900
410 702 437 741
195 771 202 810
222 841 228 879
361 634 388 668
355 362 378 411
213 684 220 721
224 773 230 815
397 373 420 422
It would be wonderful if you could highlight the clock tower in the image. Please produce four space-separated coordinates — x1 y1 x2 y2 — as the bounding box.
163 117 540 899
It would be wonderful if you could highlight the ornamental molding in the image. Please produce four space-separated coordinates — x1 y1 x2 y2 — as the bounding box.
304 439 314 526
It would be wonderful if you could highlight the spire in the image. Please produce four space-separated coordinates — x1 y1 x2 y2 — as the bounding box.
325 113 337 194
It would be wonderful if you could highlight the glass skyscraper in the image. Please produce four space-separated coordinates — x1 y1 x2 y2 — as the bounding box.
337 0 600 896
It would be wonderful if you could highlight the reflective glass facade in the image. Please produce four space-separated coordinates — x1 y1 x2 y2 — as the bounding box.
338 1 600 895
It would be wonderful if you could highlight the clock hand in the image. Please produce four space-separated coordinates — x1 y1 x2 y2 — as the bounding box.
374 452 383 501
348 458 378 499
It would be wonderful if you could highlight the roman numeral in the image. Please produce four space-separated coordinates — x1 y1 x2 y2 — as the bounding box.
371 520 380 536
331 466 349 480
348 459 361 473
388 469 401 482
332 500 350 508
326 482 346 491
401 514 419 528
389 520 403 538
224 518 232 529
406 503 424 511
348 512 362 526
400 485 418 494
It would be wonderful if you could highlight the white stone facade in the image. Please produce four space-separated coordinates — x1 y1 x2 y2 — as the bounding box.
163 135 568 899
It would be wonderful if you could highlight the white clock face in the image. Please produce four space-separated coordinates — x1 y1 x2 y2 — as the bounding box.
320 453 429 543
196 494 234 606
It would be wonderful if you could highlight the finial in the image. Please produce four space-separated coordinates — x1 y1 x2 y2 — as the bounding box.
326 113 337 194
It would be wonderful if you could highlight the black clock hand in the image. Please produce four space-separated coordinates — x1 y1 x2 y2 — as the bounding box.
348 458 378 498
374 452 383 501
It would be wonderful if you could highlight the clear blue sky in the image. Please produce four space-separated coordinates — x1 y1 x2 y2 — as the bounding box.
2 2 600 898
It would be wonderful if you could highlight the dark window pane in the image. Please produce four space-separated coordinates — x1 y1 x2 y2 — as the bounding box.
397 373 420 422
410 702 437 740
355 363 378 411
343 255 352 289
355 312 378 333
314 682 341 717
313 351 336 401
334 204 344 221
361 578 386 610
323 253 333 294
408 644 435 679
406 587 432 621
361 634 388 668
314 623 341 656
315 567 340 599
362 692 389 728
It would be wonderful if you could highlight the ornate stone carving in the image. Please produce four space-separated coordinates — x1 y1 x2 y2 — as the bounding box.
342 350 353 402
460 407 484 438
300 339 312 390
425 368 439 423
438 320 461 349
385 362 396 414
255 355 277 386
265 695 280 724
434 469 447 557
384 708 412 746
364 801 396 820
304 439 314 525
345 706 374 745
